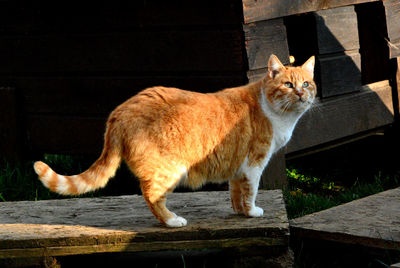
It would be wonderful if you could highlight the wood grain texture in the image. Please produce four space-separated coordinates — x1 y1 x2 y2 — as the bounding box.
383 0 400 58
243 18 289 71
314 6 359 54
287 80 394 153
291 187 400 250
242 0 379 24
318 51 362 97
0 190 288 258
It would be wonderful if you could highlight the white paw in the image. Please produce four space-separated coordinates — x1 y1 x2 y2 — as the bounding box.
247 206 264 217
165 214 187 228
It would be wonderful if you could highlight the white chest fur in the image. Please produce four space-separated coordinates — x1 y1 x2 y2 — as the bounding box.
259 90 305 153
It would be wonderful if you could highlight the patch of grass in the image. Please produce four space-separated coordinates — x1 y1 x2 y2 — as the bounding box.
284 168 400 219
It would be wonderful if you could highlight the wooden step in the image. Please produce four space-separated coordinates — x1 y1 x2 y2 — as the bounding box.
291 187 400 250
0 190 291 267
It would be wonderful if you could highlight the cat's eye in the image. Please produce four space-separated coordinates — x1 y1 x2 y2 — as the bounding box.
284 82 293 88
303 82 309 88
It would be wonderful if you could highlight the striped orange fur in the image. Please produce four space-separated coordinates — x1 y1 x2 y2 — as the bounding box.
34 54 316 227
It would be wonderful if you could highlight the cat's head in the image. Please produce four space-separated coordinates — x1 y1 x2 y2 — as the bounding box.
264 54 316 114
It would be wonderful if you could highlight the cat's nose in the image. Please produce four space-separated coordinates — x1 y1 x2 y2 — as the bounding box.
295 89 304 98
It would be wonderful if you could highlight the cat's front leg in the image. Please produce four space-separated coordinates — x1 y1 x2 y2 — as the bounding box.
238 167 264 217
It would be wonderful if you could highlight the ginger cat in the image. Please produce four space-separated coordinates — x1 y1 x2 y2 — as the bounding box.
34 55 316 227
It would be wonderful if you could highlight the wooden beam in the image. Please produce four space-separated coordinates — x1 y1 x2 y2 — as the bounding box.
287 80 395 153
318 51 362 97
383 0 400 59
260 149 287 190
314 6 359 54
242 0 379 24
243 18 289 72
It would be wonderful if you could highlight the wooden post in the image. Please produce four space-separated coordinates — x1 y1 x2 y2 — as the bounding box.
0 87 23 161
260 149 287 190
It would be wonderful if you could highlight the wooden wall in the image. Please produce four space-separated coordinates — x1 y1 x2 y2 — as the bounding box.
241 0 399 188
0 0 246 158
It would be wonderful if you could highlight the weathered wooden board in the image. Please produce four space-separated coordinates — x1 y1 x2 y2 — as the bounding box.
260 150 287 190
383 0 400 58
356 2 391 84
287 80 394 153
318 51 362 97
243 18 289 71
242 0 379 24
0 190 289 258
314 6 359 54
291 187 400 250
0 31 243 75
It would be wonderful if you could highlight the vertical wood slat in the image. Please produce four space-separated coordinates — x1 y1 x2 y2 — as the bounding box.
314 6 362 98
383 0 400 59
260 150 287 190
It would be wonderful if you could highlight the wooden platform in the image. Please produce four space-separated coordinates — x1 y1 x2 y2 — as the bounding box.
0 190 290 266
291 187 400 250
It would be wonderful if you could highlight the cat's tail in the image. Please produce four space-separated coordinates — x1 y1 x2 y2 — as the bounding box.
33 131 122 195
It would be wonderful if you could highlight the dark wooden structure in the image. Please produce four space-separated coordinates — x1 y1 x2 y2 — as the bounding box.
0 0 399 188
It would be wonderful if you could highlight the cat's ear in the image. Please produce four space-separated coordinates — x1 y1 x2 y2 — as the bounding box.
268 54 285 79
302 56 315 79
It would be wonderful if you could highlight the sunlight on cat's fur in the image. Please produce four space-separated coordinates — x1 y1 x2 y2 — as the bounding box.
34 54 316 227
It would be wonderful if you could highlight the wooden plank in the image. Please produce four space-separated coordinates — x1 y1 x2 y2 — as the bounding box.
0 190 289 257
291 187 400 250
314 6 359 54
243 18 289 71
0 87 22 160
287 80 394 153
16 75 245 116
0 0 242 35
26 115 106 155
318 51 362 97
0 30 243 75
383 0 400 58
260 149 287 190
242 0 379 24
356 2 391 84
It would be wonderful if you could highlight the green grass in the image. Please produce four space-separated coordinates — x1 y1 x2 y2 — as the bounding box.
284 168 400 219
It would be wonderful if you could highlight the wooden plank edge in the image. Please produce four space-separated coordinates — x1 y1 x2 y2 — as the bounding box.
290 226 400 251
286 80 394 153
0 237 288 259
242 0 380 24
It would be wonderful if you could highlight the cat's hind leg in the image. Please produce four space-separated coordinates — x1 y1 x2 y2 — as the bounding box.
229 179 244 214
132 161 188 227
